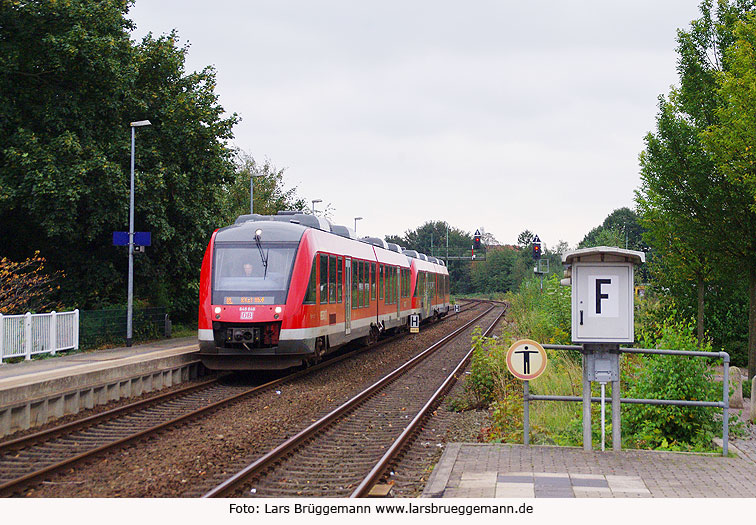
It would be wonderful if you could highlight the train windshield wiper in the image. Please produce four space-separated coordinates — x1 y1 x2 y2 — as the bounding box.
255 238 269 278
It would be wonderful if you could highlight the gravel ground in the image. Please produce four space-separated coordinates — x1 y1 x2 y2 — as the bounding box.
388 375 490 497
24 307 487 497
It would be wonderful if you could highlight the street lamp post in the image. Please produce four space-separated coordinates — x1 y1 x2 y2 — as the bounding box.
312 199 322 214
250 169 263 214
127 120 151 347
354 216 363 233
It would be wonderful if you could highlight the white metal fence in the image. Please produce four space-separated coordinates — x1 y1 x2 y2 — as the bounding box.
0 310 79 363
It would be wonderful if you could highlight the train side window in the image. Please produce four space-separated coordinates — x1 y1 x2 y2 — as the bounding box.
352 259 359 309
304 256 317 304
320 254 328 305
358 261 363 307
329 255 337 304
392 267 397 304
371 263 376 301
354 261 362 308
379 264 384 300
390 267 394 304
387 266 392 304
337 257 343 303
386 266 391 304
364 261 369 307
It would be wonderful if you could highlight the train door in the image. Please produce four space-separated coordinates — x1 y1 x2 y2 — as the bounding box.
345 258 351 335
423 272 430 318
429 274 435 314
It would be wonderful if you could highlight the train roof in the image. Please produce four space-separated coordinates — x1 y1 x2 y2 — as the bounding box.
216 218 308 243
226 212 446 272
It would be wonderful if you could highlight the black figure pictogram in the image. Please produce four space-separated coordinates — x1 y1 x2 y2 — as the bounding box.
515 345 540 374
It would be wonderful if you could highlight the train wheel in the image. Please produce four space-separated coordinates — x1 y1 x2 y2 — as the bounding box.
368 325 380 345
305 336 327 368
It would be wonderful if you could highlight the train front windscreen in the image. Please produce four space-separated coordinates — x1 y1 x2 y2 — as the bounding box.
212 242 298 306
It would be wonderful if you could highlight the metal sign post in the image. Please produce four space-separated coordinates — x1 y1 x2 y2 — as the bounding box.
507 339 548 446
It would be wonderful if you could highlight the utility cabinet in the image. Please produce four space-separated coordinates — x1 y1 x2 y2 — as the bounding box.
562 247 645 344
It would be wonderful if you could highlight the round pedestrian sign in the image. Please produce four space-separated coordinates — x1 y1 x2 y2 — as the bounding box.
506 339 547 380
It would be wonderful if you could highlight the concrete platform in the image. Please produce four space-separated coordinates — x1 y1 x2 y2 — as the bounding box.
423 443 756 498
0 337 204 438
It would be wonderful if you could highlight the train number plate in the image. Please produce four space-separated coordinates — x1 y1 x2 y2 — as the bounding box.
240 311 254 320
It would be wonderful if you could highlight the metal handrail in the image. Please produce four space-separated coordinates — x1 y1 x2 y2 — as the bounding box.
526 343 731 456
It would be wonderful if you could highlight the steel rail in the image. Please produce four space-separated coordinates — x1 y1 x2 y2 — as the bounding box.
350 307 506 497
202 305 496 498
0 302 482 496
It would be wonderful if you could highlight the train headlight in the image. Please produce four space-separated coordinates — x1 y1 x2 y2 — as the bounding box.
214 307 221 314
255 228 263 240
275 307 282 314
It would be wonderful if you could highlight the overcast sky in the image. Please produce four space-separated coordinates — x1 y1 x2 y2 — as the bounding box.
128 1 703 249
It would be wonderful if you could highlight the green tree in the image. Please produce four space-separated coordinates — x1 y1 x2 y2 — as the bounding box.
222 152 307 223
637 96 724 344
0 1 238 319
470 248 517 294
703 11 756 376
635 0 756 377
578 207 646 251
386 221 474 293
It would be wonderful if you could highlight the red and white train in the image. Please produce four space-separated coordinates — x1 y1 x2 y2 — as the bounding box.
198 212 450 370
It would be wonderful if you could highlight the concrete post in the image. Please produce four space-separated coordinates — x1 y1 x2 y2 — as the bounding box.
74 309 80 350
24 312 32 360
729 366 743 409
612 378 621 451
582 352 592 451
50 311 57 355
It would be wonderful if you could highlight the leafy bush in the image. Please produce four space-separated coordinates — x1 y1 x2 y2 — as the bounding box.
505 275 571 345
463 327 512 408
622 319 721 450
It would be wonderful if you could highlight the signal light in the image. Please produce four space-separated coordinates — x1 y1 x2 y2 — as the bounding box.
532 243 541 260
473 235 481 250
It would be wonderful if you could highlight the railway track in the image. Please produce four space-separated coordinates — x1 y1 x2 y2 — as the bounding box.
0 301 484 497
202 304 505 498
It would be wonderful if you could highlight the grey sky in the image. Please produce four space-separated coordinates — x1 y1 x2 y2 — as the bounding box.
129 1 703 249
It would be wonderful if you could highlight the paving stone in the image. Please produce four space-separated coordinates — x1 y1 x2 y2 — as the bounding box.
571 478 610 488
495 482 535 498
422 443 756 498
574 487 612 496
535 477 572 488
497 475 533 483
534 488 575 498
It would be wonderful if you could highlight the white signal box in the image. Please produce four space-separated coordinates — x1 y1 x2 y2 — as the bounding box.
562 247 645 344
